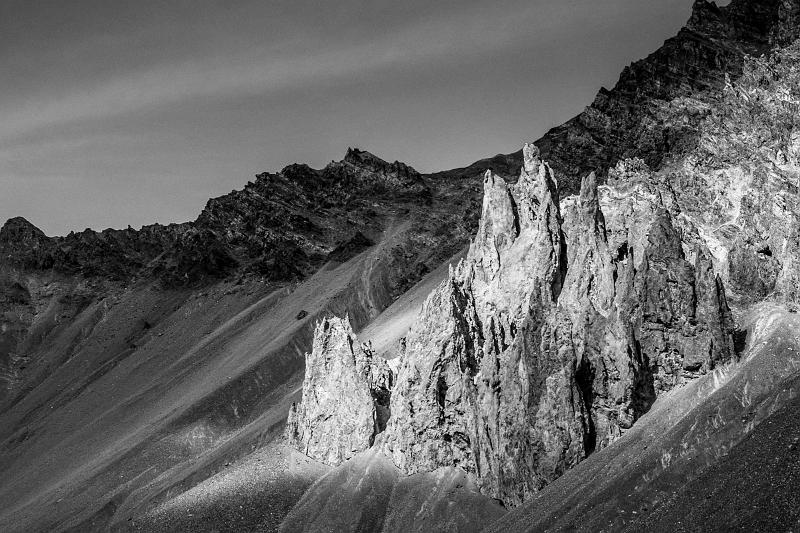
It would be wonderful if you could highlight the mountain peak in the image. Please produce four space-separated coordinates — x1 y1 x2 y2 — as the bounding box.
0 216 47 243
343 147 420 176
343 146 378 164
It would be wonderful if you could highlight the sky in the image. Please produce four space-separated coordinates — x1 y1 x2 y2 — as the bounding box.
0 0 723 236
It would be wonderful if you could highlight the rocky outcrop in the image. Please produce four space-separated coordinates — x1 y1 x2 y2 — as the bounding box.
600 41 800 305
381 145 569 504
192 149 427 280
0 217 50 257
0 217 192 281
379 144 736 507
340 148 429 196
285 316 393 466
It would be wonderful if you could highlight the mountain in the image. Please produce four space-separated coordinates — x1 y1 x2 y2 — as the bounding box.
2 0 800 532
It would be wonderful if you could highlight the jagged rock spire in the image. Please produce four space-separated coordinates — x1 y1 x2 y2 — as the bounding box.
285 315 393 466
381 148 736 507
382 147 570 505
522 141 541 174
470 170 519 279
288 145 737 508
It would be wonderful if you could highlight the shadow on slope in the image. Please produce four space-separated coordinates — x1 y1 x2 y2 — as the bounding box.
116 245 469 533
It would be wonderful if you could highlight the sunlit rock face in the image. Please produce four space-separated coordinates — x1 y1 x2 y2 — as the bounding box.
285 316 393 466
380 144 736 507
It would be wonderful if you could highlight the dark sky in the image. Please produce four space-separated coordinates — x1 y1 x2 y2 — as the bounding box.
0 0 726 235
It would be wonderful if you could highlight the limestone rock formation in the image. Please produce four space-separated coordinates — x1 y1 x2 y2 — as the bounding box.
285 316 393 466
381 144 736 507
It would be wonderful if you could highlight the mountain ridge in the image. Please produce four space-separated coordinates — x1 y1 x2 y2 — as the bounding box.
2 0 800 531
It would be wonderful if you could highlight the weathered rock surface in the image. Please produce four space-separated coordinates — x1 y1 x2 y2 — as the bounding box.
485 303 800 533
339 148 429 196
380 144 736 506
285 316 393 466
658 42 800 305
0 216 192 282
539 0 800 190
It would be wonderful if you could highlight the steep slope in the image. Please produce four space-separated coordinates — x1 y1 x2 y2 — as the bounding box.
535 0 800 193
636 379 800 533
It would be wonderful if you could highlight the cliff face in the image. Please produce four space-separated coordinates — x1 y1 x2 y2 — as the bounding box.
661 41 800 304
289 144 739 510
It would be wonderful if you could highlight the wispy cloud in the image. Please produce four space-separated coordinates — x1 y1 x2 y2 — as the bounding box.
0 3 550 144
